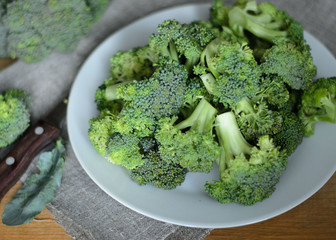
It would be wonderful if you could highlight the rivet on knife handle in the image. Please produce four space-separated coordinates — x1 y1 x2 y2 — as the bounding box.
0 121 60 201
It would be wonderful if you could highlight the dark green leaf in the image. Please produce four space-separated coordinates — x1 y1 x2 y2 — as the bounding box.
2 139 66 226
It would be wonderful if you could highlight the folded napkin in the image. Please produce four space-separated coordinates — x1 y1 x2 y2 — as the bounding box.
0 0 335 239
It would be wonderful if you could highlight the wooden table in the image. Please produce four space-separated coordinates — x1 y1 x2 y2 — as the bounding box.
1 59 336 239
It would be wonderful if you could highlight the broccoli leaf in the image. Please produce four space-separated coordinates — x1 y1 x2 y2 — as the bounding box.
2 139 66 226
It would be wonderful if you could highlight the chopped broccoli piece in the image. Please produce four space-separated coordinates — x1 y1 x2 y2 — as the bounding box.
156 98 220 173
234 97 283 142
0 89 31 147
105 46 156 85
253 75 290 109
1 0 108 62
205 112 288 205
210 0 230 27
149 19 215 71
227 0 303 43
88 110 144 169
273 111 305 155
196 38 261 107
105 132 144 170
299 77 336 137
130 151 187 190
260 39 317 90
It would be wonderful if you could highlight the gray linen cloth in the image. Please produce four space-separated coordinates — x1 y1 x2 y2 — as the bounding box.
1 0 335 239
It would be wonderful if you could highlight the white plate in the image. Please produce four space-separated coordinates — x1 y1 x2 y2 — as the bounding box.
67 3 336 228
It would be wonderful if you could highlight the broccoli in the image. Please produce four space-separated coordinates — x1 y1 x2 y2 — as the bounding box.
299 77 336 137
195 38 261 107
149 19 215 71
88 109 145 170
155 98 220 173
95 57 190 137
0 0 109 62
273 111 305 155
260 39 317 90
86 0 336 204
0 89 31 148
233 97 283 142
253 75 290 109
227 0 303 44
105 46 157 86
205 111 288 205
210 0 230 28
130 151 187 190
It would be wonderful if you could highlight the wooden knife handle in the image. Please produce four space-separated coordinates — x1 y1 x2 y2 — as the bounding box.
0 121 60 201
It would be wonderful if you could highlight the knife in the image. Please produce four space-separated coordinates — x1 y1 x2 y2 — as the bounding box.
0 98 68 201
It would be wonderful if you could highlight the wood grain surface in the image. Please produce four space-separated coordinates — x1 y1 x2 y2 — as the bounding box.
1 59 336 239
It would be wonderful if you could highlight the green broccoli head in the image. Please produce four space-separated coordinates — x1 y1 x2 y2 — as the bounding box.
1 0 109 62
205 112 288 205
88 109 145 170
261 39 317 90
196 39 261 107
149 19 215 71
155 98 220 173
130 151 187 190
273 111 305 155
105 132 144 170
299 77 336 137
105 46 156 86
234 97 283 142
254 75 290 109
0 89 31 147
210 0 230 27
117 57 189 119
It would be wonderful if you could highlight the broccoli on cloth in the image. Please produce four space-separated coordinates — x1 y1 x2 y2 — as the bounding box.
0 89 31 148
0 0 109 62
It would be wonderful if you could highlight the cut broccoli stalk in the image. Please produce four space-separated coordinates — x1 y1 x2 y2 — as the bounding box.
155 98 220 173
205 111 288 205
228 1 287 43
175 97 218 133
214 111 252 175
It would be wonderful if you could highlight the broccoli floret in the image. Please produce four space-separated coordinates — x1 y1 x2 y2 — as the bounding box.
299 77 336 137
234 97 283 142
105 46 156 85
1 0 108 62
253 75 290 109
156 98 220 173
273 111 305 155
210 0 230 27
149 19 215 71
88 110 145 170
195 38 261 107
260 39 317 90
0 89 31 147
227 0 303 44
130 151 187 190
205 111 288 205
105 132 144 170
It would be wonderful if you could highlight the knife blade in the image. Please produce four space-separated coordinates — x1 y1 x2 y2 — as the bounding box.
0 98 68 201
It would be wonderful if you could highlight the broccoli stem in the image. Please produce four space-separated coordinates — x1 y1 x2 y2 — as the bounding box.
228 7 287 43
200 73 216 94
234 97 254 115
319 97 336 122
175 98 217 134
167 41 179 62
215 112 252 176
201 38 223 78
105 81 133 101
